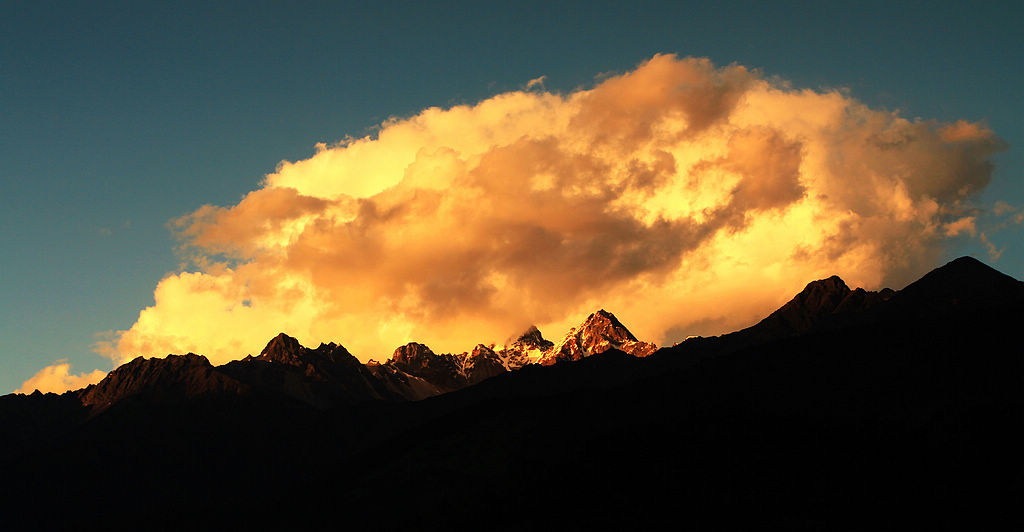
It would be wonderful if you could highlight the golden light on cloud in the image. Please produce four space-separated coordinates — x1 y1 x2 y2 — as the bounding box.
99 54 1005 365
16 361 106 394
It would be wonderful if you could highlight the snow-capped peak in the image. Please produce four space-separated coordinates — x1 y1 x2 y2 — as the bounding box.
539 309 656 365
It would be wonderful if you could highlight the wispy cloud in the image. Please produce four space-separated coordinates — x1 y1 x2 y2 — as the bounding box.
944 216 977 237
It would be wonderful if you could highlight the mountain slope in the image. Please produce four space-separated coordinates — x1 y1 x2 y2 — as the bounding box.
290 257 1024 530
1 256 1021 530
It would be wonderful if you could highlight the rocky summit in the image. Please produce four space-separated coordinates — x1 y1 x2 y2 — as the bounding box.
498 325 555 370
540 309 657 364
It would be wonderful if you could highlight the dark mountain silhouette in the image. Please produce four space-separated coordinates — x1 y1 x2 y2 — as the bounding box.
219 333 409 407
892 255 1024 312
1 256 1021 530
79 353 250 411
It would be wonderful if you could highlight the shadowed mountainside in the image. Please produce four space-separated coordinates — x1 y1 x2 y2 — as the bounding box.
1 256 1021 530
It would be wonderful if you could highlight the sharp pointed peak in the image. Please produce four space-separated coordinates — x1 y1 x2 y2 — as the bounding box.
268 331 299 342
512 325 549 344
262 332 302 352
540 308 654 364
520 324 542 336
579 309 633 336
259 333 306 363
584 309 617 321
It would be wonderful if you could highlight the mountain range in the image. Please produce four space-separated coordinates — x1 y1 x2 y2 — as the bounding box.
2 256 1021 530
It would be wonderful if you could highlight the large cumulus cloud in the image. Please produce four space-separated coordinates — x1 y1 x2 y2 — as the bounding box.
98 54 1006 364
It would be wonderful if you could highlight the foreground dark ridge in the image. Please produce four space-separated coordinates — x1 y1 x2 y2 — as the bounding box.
2 256 1022 530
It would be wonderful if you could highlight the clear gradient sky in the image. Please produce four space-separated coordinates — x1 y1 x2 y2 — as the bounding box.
3 1 1022 393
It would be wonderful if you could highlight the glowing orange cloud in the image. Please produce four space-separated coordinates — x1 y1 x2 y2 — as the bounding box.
97 54 1005 365
16 361 106 394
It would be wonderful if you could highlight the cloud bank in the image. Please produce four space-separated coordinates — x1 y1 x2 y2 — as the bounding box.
16 361 106 394
99 55 1005 364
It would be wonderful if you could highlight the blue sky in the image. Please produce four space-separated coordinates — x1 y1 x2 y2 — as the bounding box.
3 1 1022 392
